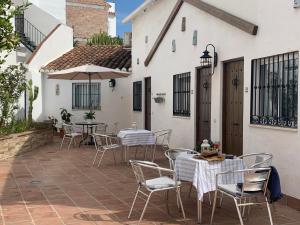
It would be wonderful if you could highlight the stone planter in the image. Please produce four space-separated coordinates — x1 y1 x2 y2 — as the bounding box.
0 128 53 160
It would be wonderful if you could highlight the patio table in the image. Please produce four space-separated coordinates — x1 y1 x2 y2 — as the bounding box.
76 122 100 146
117 129 156 161
175 152 244 223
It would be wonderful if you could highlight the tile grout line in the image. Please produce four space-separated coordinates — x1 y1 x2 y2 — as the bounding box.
24 154 67 225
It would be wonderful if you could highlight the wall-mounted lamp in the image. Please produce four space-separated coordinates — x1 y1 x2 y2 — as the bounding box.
200 44 218 75
109 79 116 88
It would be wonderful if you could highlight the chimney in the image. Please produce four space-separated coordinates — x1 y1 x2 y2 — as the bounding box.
123 32 132 48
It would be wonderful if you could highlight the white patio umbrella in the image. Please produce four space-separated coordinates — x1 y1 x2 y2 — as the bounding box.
47 64 130 111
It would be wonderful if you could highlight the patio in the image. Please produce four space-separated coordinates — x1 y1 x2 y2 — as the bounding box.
0 139 299 225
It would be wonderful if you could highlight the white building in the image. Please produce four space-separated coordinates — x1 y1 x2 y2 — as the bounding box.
123 0 300 206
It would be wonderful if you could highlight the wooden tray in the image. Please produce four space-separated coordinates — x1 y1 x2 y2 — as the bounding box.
193 154 225 162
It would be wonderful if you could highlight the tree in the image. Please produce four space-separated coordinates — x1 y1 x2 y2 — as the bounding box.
0 0 30 65
0 64 27 126
87 32 123 46
27 79 39 125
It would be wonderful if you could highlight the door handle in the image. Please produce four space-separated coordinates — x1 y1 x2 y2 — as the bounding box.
233 123 239 126
203 120 209 123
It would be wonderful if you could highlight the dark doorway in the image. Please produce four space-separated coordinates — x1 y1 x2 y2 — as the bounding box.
196 67 211 145
223 59 244 156
145 77 151 130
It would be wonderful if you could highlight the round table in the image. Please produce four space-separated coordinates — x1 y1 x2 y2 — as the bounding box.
75 122 100 146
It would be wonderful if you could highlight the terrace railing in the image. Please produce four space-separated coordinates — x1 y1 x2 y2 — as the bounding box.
15 14 46 52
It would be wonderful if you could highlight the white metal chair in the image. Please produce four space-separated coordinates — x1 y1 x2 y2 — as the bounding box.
238 153 273 168
128 160 185 225
92 134 121 167
60 123 83 150
90 123 108 149
210 167 273 225
152 129 172 161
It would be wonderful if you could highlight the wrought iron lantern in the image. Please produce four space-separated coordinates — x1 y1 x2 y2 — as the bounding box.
200 44 218 75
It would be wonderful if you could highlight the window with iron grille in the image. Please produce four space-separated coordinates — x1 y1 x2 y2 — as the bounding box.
173 72 191 117
250 51 299 128
72 83 101 110
133 81 142 111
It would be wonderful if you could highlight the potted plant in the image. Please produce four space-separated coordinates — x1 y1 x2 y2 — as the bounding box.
48 116 58 135
84 111 96 123
60 108 72 138
60 108 72 124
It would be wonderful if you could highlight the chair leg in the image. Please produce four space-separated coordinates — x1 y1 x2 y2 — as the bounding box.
138 192 152 225
112 150 117 166
234 198 244 225
68 137 73 150
92 150 100 166
97 150 106 167
151 145 156 162
134 146 138 159
128 186 140 219
60 136 65 150
165 189 170 213
176 187 186 219
208 192 212 205
219 192 224 207
210 190 218 225
188 183 193 198
266 198 274 225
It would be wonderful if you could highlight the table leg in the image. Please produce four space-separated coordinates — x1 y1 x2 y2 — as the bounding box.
197 199 202 224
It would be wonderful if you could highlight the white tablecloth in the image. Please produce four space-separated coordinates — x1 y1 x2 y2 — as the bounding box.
117 129 156 146
175 153 244 200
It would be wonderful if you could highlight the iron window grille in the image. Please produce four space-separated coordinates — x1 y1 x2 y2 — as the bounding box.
173 72 191 117
133 81 142 111
72 83 101 110
250 51 299 128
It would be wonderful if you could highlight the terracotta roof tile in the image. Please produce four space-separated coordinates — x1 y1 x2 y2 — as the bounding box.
43 45 131 71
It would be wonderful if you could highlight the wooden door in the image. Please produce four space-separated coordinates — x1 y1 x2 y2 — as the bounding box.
145 77 151 130
223 60 244 156
196 67 211 145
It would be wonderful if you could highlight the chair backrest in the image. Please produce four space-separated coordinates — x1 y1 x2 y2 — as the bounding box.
94 123 108 134
242 167 271 195
62 123 73 135
238 153 273 169
165 148 198 170
129 160 147 185
154 129 172 149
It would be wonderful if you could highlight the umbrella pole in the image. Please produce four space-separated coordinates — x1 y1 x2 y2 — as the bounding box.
89 73 92 112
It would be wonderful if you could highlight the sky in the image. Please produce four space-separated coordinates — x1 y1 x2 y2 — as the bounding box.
114 0 144 37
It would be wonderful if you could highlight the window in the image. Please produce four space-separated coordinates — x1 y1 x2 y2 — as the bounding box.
173 72 191 117
250 52 299 128
72 83 101 110
133 81 142 111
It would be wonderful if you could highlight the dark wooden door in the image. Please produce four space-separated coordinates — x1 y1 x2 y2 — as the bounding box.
145 77 151 130
223 60 244 156
196 67 211 145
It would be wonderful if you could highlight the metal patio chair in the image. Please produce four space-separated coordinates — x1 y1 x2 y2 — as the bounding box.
92 134 121 167
210 167 273 225
60 123 83 150
128 160 186 225
89 123 108 149
152 129 172 161
218 153 273 207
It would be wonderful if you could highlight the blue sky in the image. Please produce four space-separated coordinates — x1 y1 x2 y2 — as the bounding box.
114 0 144 37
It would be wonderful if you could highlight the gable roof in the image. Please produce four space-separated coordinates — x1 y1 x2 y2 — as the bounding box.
124 0 258 67
122 0 158 23
42 45 131 72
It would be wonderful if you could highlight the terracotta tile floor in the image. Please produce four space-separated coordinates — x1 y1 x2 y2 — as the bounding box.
0 139 299 225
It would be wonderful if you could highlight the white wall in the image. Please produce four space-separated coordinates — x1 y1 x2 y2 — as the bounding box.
30 0 66 24
28 0 66 24
108 2 117 37
130 0 300 198
27 24 74 122
43 78 131 133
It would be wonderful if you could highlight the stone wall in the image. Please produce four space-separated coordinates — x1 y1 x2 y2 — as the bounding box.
0 129 53 159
